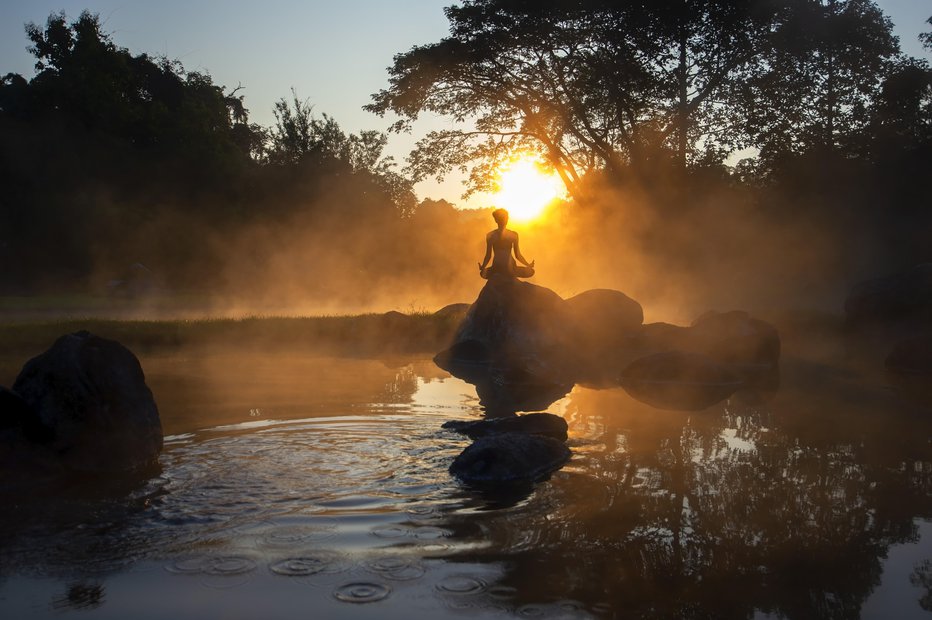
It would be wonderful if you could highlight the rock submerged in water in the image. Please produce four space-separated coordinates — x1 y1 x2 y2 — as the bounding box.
619 351 744 411
436 276 575 383
436 277 780 413
442 412 568 441
11 331 162 473
435 277 645 388
449 432 571 485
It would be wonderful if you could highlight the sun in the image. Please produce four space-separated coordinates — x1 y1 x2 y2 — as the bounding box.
491 159 564 222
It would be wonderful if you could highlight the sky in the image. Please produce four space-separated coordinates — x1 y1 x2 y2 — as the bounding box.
1 0 930 208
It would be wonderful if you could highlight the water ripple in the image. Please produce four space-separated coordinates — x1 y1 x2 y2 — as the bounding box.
365 556 426 580
435 574 488 595
333 581 391 603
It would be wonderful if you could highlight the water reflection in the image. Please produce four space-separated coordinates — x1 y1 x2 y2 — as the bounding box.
51 582 105 611
0 348 930 617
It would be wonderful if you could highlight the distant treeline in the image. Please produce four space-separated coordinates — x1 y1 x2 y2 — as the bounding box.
0 7 930 314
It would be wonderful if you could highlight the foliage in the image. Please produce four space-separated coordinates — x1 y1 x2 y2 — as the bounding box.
367 1 788 197
740 0 901 169
0 6 930 307
268 90 415 213
368 0 927 198
0 11 415 294
16 11 258 165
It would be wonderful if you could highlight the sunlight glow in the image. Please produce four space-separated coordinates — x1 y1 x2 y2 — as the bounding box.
491 159 564 222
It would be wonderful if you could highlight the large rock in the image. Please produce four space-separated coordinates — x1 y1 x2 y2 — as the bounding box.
619 351 743 411
631 312 780 379
565 288 643 340
0 386 53 443
12 331 162 472
443 412 568 441
845 264 932 332
449 432 571 484
435 276 576 382
688 311 781 373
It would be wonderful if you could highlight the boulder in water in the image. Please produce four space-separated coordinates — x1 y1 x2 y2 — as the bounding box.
689 310 781 373
442 412 568 441
565 288 643 339
435 276 575 383
449 432 571 484
12 331 162 472
619 351 743 411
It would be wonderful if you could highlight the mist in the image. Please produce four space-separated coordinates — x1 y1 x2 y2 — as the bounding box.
119 164 920 328
1 7 929 327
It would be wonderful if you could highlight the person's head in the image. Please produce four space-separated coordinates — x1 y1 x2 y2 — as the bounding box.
492 208 509 227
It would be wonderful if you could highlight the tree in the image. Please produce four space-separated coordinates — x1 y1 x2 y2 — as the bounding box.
11 10 261 166
741 0 900 168
920 15 932 52
367 0 796 199
269 90 415 213
369 0 916 199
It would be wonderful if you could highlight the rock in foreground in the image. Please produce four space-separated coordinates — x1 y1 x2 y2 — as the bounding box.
12 331 162 472
449 432 571 485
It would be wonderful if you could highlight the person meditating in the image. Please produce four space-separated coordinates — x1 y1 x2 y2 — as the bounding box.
478 208 535 279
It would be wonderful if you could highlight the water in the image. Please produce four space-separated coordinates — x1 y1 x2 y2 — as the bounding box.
1 347 930 618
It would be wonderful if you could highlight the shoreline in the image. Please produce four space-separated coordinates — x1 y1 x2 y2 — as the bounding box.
0 312 462 360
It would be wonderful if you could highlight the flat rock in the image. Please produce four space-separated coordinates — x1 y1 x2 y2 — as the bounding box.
442 412 568 441
449 432 571 485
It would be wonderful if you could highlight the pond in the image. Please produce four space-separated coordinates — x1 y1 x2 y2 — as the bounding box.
1 341 930 619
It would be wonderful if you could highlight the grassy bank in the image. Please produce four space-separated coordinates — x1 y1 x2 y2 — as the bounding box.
0 312 463 360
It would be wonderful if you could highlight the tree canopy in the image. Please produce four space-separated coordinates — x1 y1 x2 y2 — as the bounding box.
0 10 416 294
367 0 929 199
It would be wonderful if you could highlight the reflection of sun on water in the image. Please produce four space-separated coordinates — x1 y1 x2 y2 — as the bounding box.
492 159 564 222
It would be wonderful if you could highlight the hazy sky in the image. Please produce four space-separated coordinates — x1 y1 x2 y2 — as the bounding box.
1 0 929 207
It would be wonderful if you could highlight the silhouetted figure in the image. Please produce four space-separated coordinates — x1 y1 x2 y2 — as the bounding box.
479 208 535 279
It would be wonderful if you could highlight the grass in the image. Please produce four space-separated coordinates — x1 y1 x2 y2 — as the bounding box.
0 312 463 360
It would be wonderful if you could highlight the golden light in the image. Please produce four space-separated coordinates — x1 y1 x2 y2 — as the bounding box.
491 159 564 222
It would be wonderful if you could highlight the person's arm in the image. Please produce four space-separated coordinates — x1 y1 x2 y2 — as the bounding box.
479 234 492 271
513 233 535 268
